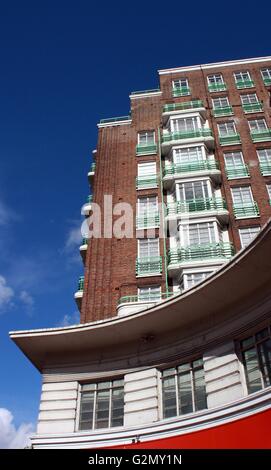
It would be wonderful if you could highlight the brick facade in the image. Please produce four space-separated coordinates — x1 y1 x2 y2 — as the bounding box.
80 57 271 323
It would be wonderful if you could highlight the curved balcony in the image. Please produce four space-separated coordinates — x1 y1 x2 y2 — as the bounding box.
74 276 84 310
161 128 214 155
117 291 176 316
162 100 206 123
88 162 96 183
166 197 229 224
82 195 93 216
168 242 234 275
79 238 89 262
163 160 221 188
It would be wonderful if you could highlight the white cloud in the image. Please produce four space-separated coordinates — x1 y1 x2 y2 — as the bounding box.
19 290 34 308
0 408 34 449
65 226 82 251
0 275 14 310
57 311 80 327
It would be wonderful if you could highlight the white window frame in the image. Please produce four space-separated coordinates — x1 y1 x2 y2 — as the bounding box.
179 220 220 247
138 238 160 258
240 93 259 105
261 68 271 80
224 151 245 168
212 96 230 109
176 179 212 202
137 131 155 145
137 196 158 216
183 271 213 290
172 78 189 89
239 226 261 248
170 115 201 134
138 285 161 301
248 119 268 132
234 71 252 82
207 74 224 85
173 144 206 164
137 161 156 177
266 183 271 200
218 121 237 136
231 186 254 206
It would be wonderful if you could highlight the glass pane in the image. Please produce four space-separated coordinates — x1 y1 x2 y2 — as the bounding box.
178 371 193 414
162 376 177 418
243 348 262 394
194 368 207 411
258 339 271 387
95 389 110 428
79 391 94 430
111 387 124 427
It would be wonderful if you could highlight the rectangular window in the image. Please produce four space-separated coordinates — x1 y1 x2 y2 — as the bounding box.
224 151 248 179
172 117 199 133
138 131 155 145
231 186 253 206
184 272 212 289
261 68 271 85
137 196 158 215
178 180 210 201
182 222 217 246
161 358 207 418
218 121 237 136
212 97 230 108
207 74 224 85
240 326 271 394
79 380 124 430
138 162 156 176
174 146 204 164
266 183 271 200
240 93 259 105
173 78 189 89
257 148 271 175
248 119 268 132
137 162 157 189
138 285 161 301
239 226 260 248
138 238 159 258
234 71 251 82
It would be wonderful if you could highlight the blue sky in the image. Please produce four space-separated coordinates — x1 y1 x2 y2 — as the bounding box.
0 0 270 445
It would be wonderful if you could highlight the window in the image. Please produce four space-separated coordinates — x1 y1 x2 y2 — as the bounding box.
231 186 254 206
266 183 271 200
182 222 217 246
240 326 271 394
174 146 204 164
171 116 199 133
137 162 157 189
224 151 248 179
172 78 190 96
207 74 224 85
257 148 271 175
138 131 155 145
173 78 189 89
234 71 251 82
212 97 230 108
184 272 212 289
248 119 268 132
178 180 210 202
239 226 260 248
138 285 161 301
138 238 159 258
161 358 207 418
137 196 158 215
138 162 156 177
240 93 259 105
79 379 124 430
218 121 237 136
261 68 271 85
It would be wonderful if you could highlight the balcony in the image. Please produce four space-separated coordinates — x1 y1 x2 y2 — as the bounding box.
162 100 206 122
74 276 84 309
136 256 162 277
161 128 214 154
79 238 89 262
88 162 96 183
250 129 271 143
233 202 259 219
136 212 160 229
263 77 271 86
168 243 234 274
117 291 176 317
208 82 227 92
235 79 255 89
82 195 93 216
136 175 158 190
99 115 131 125
259 162 271 176
213 106 233 117
163 159 221 187
136 143 157 156
242 103 263 114
131 88 161 96
172 86 191 97
225 164 250 180
219 133 241 146
166 197 228 223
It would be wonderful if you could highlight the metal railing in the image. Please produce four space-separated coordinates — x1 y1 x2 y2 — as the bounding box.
233 202 259 219
163 100 204 113
136 175 158 189
167 197 227 215
168 243 235 264
225 164 249 179
118 291 176 305
250 129 271 142
136 143 157 155
164 159 219 176
136 256 162 275
242 102 263 113
136 212 160 229
100 115 131 124
219 133 241 145
162 128 213 143
208 82 227 92
213 106 233 117
259 162 271 176
172 86 191 97
235 79 255 89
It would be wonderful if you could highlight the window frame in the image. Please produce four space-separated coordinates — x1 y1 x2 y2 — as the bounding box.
239 226 261 248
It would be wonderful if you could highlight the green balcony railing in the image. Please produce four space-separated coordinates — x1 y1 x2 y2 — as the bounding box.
235 79 255 89
172 86 191 97
213 106 233 117
77 276 84 291
162 128 213 144
87 195 93 203
208 82 227 92
118 291 176 305
136 143 157 155
167 197 227 215
100 115 131 124
81 237 89 246
131 88 160 95
136 256 162 276
233 202 259 219
89 162 96 173
136 212 160 229
163 100 204 113
250 129 271 142
136 175 158 189
242 102 263 113
168 242 234 264
164 159 219 177
263 77 271 86
219 133 241 145
225 164 249 179
260 162 271 175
